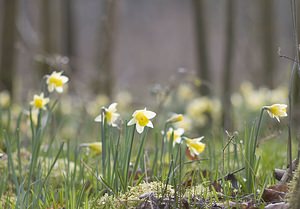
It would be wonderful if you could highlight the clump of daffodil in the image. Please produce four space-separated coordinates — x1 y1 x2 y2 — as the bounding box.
80 142 102 155
263 104 287 122
30 93 49 110
46 71 69 93
0 91 10 108
186 97 220 127
234 81 288 111
166 127 184 146
127 108 156 134
166 113 183 124
184 136 205 157
94 103 120 127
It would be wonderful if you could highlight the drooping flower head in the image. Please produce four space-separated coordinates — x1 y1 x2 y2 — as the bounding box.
94 103 120 127
30 93 49 110
46 71 69 93
80 142 102 155
127 108 156 134
184 136 205 157
166 127 184 146
263 104 287 122
166 113 183 124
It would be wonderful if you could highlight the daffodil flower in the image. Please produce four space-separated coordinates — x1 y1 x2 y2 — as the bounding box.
166 127 184 146
263 104 287 122
94 103 120 127
166 113 183 124
127 108 156 134
80 142 102 155
30 93 49 110
184 136 205 157
46 71 69 93
0 91 10 108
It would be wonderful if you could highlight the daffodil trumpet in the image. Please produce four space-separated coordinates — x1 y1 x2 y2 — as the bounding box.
184 136 206 157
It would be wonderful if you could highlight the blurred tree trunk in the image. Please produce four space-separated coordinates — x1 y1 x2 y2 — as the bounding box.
222 0 236 130
261 0 275 88
61 0 73 59
0 0 17 93
193 0 211 96
39 0 52 76
61 0 74 71
93 0 117 98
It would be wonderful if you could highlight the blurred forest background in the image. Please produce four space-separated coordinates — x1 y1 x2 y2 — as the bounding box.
0 0 299 105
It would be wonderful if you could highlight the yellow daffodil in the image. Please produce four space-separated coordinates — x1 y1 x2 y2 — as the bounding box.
127 108 156 134
94 103 120 127
80 142 102 155
46 71 69 93
166 113 183 124
30 93 49 110
166 127 184 146
263 104 287 122
184 136 205 157
0 91 10 108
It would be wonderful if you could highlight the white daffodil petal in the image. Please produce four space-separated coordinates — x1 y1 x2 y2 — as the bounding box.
127 118 136 126
56 87 63 93
94 115 102 122
132 110 138 117
144 111 156 119
195 136 204 142
177 128 184 135
147 121 154 128
48 85 54 92
111 114 119 122
108 103 118 112
136 124 144 134
61 76 69 83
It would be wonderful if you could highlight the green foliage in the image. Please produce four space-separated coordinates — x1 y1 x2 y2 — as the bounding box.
0 72 292 208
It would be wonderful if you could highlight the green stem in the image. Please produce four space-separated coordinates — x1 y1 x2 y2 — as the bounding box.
129 128 148 185
253 108 265 156
159 123 168 177
100 108 106 177
287 62 296 178
124 125 135 191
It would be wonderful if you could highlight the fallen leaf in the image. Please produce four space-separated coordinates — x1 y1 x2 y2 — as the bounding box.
265 202 289 209
262 184 288 203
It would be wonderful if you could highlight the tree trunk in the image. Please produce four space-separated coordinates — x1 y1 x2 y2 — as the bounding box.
261 0 275 88
0 0 17 93
93 0 117 98
222 0 236 130
39 0 52 76
193 0 211 96
61 0 74 64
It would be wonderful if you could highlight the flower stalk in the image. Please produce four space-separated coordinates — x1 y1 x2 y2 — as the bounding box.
253 108 265 156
